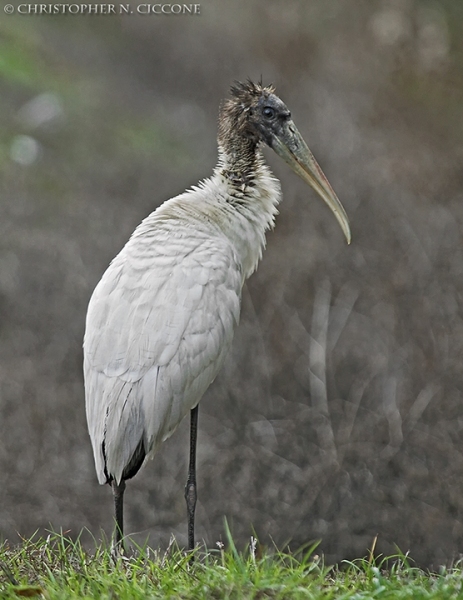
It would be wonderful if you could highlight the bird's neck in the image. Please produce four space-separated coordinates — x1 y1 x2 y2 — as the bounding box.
153 141 281 283
209 142 281 281
216 134 259 190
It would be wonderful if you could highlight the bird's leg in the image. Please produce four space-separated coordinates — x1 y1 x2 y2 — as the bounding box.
185 405 198 553
112 479 126 552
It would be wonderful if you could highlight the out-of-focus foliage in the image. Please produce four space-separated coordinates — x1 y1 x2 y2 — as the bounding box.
1 0 463 568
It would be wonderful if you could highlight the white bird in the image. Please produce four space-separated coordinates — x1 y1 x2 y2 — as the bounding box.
83 80 351 551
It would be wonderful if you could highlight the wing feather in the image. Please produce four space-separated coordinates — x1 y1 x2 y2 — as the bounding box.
84 213 242 483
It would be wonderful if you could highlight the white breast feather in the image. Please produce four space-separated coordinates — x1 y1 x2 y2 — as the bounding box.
84 162 281 484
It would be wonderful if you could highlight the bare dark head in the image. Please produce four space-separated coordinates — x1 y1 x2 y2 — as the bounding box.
218 80 351 243
218 80 292 148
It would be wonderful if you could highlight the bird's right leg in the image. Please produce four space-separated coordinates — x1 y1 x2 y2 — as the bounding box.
112 479 126 552
185 405 199 554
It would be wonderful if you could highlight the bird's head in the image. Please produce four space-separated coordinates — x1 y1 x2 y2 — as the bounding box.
219 80 351 244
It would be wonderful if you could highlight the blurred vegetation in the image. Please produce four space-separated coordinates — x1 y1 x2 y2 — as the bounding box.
1 0 463 569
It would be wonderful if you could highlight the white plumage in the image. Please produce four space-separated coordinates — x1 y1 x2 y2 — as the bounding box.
84 158 280 484
83 81 350 550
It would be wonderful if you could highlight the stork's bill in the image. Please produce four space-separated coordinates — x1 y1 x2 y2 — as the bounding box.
269 122 351 244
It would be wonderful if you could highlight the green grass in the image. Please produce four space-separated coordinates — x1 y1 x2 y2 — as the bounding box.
0 530 463 599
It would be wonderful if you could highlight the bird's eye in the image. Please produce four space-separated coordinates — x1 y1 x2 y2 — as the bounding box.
262 106 276 119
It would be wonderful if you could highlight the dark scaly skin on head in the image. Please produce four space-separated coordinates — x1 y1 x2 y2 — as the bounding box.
217 81 290 189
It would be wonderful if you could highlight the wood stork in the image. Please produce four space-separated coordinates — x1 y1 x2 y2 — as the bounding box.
83 80 351 552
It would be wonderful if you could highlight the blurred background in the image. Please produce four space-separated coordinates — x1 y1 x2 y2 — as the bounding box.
1 0 463 568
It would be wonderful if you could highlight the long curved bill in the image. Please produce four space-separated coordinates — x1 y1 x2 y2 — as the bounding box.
270 122 351 244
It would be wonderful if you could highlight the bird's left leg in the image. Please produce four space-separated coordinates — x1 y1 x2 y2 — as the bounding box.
112 479 126 553
185 405 198 552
